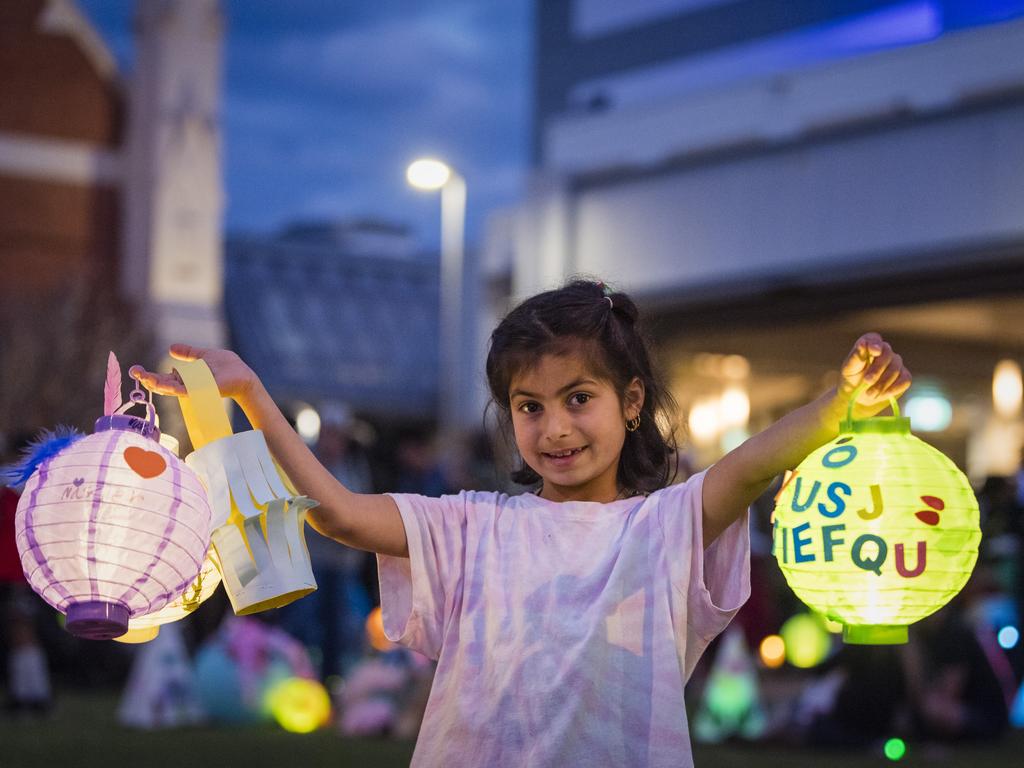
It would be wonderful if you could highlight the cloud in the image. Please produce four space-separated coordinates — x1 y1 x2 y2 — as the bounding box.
261 9 500 118
81 0 531 246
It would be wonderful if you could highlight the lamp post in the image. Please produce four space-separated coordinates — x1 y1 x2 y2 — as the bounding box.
406 158 469 432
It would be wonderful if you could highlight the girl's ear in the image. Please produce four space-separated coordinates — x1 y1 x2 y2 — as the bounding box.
623 377 645 419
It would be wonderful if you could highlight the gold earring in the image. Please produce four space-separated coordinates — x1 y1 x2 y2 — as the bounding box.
626 415 641 432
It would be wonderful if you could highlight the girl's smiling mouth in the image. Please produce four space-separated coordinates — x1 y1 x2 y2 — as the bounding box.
542 446 587 463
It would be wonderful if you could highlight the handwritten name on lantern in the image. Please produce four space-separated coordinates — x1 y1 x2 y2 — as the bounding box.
60 480 146 506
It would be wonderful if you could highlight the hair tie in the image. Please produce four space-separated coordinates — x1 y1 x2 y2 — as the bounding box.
604 296 614 310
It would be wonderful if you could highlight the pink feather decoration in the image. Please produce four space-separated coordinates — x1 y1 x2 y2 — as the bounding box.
103 351 122 415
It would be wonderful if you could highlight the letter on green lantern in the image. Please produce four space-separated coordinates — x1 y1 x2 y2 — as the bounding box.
791 478 820 512
856 484 884 520
895 541 926 578
851 534 887 575
818 482 851 518
821 445 857 468
792 522 815 563
822 524 845 562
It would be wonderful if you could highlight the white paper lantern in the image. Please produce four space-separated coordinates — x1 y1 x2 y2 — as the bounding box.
15 411 213 640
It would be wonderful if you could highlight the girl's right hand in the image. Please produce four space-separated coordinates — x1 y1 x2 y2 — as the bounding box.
129 344 258 402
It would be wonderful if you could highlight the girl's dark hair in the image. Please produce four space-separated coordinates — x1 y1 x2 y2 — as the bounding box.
485 279 677 494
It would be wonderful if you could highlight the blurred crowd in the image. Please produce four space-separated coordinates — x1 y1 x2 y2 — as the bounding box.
688 470 1024 750
0 417 1021 748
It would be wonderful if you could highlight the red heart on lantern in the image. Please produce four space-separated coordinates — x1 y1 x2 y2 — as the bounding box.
124 447 167 479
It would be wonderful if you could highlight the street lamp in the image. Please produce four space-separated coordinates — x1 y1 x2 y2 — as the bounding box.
406 157 469 432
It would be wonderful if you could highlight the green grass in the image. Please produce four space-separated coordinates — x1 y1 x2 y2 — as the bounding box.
1 691 1021 767
0 691 414 768
692 733 1024 768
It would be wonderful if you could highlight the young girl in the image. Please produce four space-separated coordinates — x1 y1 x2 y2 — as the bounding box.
132 279 910 766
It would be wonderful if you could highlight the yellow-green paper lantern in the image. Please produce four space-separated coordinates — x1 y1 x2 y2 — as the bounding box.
772 395 980 644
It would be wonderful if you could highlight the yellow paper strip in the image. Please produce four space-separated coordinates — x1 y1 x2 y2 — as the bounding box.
175 360 233 449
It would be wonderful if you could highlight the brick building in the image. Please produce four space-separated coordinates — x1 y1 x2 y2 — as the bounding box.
0 0 225 435
0 0 122 296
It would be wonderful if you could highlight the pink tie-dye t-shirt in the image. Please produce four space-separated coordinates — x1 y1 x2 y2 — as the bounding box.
377 470 750 767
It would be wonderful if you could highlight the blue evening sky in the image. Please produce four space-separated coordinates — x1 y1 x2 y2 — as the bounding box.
79 1 532 251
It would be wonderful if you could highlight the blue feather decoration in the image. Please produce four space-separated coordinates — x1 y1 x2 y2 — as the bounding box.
0 425 85 487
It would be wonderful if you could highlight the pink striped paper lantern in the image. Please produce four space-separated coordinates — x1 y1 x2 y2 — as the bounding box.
15 414 212 640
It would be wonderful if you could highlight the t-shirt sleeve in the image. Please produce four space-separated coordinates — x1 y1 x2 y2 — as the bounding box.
376 492 468 660
655 469 751 680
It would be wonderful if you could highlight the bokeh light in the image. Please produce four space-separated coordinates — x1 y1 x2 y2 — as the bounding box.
366 606 396 652
904 390 952 431
993 359 1023 417
704 673 755 718
884 737 907 760
998 625 1020 650
265 677 331 734
758 634 786 668
295 406 321 444
780 613 831 668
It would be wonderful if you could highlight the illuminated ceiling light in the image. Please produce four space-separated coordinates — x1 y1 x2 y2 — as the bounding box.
719 386 750 429
693 353 721 377
406 158 451 190
688 399 720 444
993 359 1022 418
721 354 750 380
295 406 321 444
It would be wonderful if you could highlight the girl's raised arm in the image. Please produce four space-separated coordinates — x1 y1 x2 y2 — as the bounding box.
130 344 409 558
701 332 911 548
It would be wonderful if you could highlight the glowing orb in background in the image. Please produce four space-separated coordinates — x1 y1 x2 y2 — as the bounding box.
265 677 332 734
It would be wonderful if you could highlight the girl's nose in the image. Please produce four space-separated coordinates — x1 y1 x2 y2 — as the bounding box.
543 411 572 440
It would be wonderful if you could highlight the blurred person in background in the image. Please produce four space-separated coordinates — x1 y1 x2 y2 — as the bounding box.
279 404 374 679
976 471 1024 679
792 644 906 749
393 427 452 497
0 433 52 715
901 573 1011 742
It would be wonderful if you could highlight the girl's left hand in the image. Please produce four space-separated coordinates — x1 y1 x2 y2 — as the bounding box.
839 332 912 416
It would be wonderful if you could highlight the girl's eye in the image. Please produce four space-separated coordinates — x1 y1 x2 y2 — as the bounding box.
568 392 591 407
517 401 541 414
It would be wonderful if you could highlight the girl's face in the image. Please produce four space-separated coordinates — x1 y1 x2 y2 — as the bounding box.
509 351 643 504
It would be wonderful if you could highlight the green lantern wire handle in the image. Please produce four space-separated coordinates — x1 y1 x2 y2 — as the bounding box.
840 382 909 435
